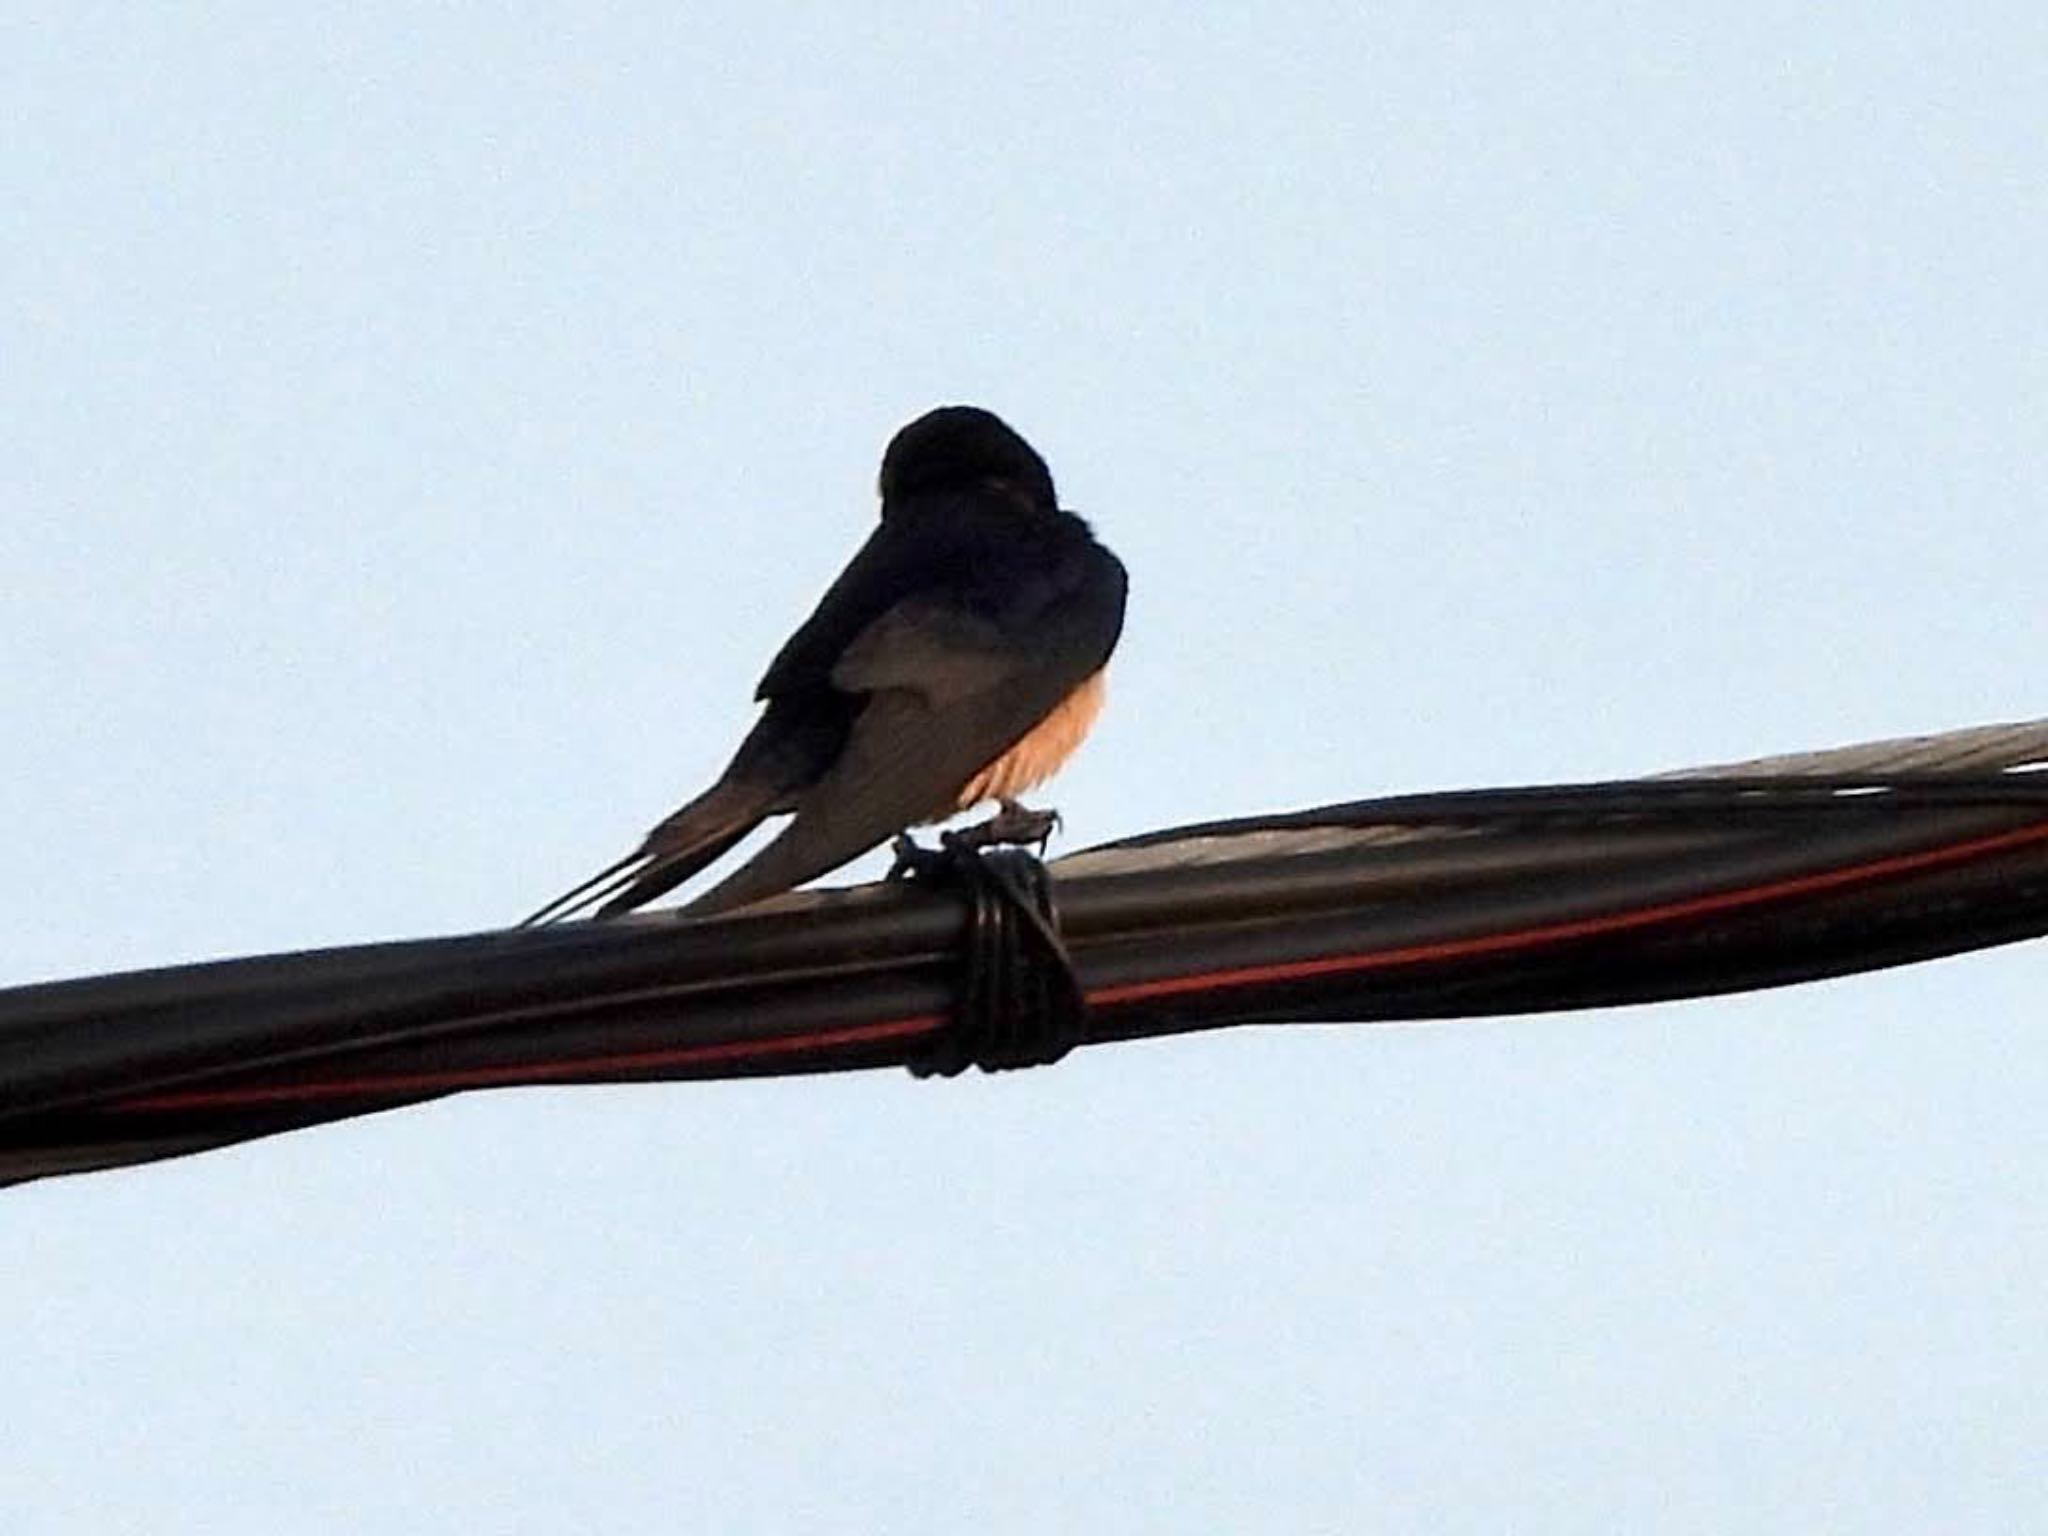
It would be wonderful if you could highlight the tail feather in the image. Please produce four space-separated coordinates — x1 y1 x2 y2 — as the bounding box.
516 849 647 927
678 814 885 918
518 779 775 926
589 819 755 919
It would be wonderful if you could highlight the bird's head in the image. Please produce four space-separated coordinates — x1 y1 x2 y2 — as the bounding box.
878 406 1057 513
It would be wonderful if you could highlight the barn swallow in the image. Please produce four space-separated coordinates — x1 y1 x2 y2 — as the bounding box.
521 406 1127 924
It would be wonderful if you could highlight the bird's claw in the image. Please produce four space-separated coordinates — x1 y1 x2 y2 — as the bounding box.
891 803 1063 884
887 832 946 882
953 799 1063 856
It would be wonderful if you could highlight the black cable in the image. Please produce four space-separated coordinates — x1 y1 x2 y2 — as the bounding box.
4 769 2046 1185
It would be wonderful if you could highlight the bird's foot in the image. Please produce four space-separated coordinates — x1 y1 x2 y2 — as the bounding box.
890 803 1062 884
952 798 1063 856
887 831 948 882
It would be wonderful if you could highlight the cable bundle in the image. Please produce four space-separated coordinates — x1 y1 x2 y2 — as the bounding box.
4 719 2045 1186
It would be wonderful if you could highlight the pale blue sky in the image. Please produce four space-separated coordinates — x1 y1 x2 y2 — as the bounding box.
5 6 2046 1530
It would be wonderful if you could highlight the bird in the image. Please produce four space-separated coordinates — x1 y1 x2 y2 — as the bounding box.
521 405 1128 924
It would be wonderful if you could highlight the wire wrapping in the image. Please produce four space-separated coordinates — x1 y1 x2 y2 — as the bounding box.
893 840 1087 1076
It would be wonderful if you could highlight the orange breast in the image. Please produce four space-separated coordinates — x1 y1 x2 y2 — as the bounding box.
955 669 1107 810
